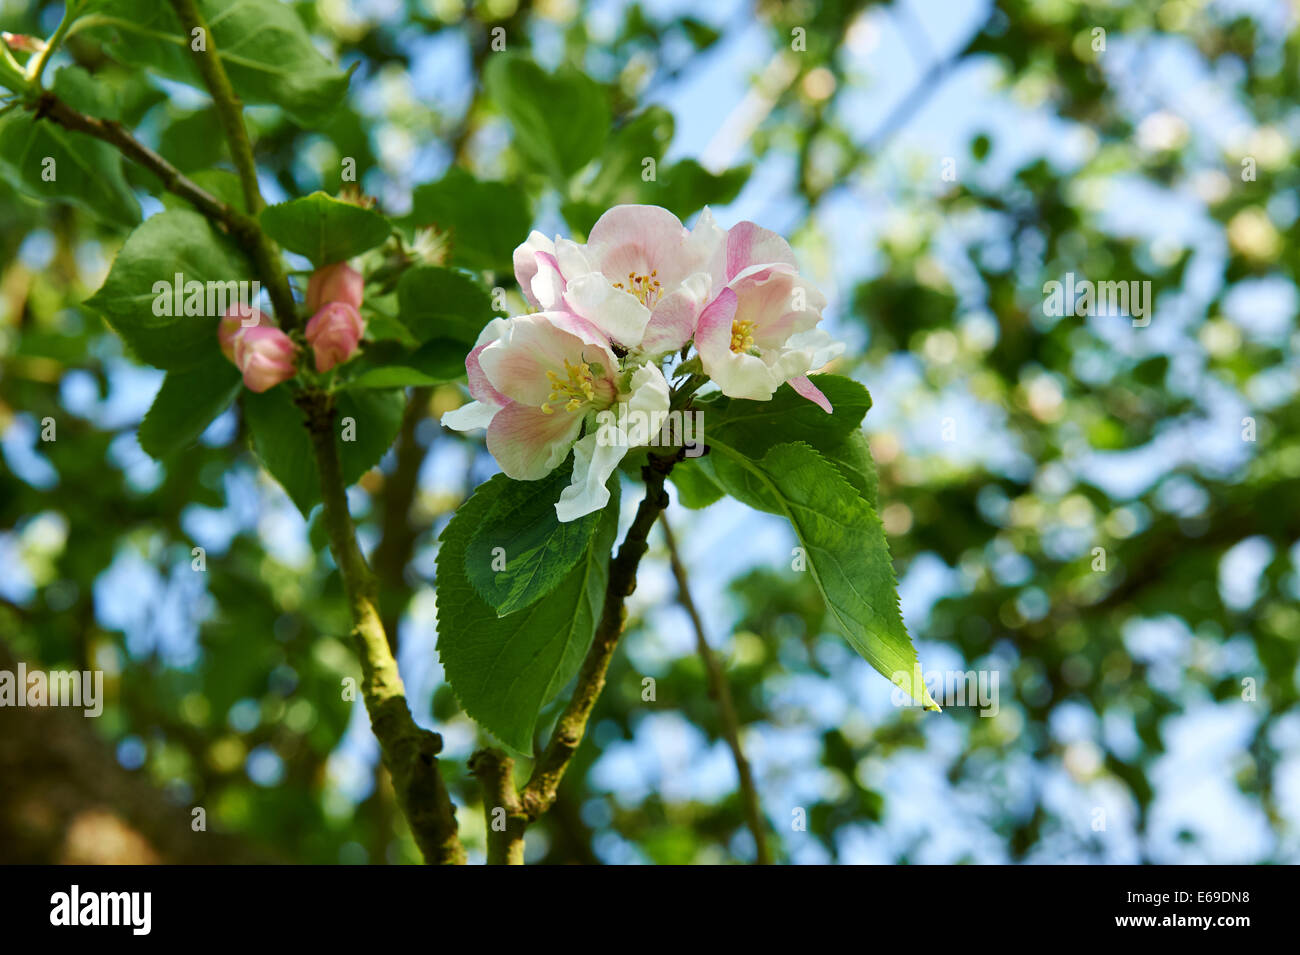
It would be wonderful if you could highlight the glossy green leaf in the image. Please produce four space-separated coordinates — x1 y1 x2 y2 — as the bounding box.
259 192 391 267
701 375 872 454
137 354 241 459
396 265 497 345
85 209 251 370
343 337 468 389
0 112 140 225
669 458 724 509
484 54 610 183
410 168 532 272
436 474 619 752
703 438 936 710
465 466 603 616
78 0 351 126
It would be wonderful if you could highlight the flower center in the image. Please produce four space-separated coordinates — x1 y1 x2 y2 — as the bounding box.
730 318 756 353
541 358 598 414
612 270 663 309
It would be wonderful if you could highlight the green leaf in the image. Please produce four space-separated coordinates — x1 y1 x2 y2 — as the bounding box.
484 54 610 183
669 458 724 509
704 439 936 710
701 374 871 458
343 337 468 389
157 110 227 174
436 475 620 752
79 0 351 126
411 168 532 272
243 387 317 514
823 429 879 511
586 106 675 204
336 389 406 485
243 387 406 517
0 112 140 225
652 159 748 220
160 169 245 214
51 65 119 120
85 209 251 370
137 354 241 459
396 265 497 345
259 192 391 267
465 466 603 616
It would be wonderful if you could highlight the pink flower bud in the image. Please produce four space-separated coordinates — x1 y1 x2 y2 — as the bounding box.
305 262 364 314
234 326 298 392
2 33 44 53
305 302 365 372
218 304 267 363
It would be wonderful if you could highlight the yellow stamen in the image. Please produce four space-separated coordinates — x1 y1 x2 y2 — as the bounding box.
614 268 664 308
730 318 756 353
542 358 598 414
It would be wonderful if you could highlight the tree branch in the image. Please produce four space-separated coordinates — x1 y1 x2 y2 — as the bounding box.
661 515 772 864
469 749 526 865
299 391 465 864
166 0 297 326
518 453 677 821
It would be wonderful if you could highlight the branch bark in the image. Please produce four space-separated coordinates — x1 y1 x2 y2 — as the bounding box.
661 515 772 864
518 453 676 822
468 749 526 865
300 391 465 864
166 0 297 325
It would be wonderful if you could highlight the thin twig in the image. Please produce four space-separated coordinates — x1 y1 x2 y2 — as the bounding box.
166 0 297 326
661 515 772 865
469 749 526 865
518 453 677 821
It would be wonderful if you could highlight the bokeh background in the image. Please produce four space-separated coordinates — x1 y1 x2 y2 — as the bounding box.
2 0 1299 864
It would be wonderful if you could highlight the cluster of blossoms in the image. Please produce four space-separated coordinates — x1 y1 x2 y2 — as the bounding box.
442 204 843 521
218 262 367 391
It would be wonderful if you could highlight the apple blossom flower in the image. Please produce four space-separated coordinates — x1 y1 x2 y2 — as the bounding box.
305 302 365 372
234 326 298 393
513 205 722 352
440 311 670 521
218 304 267 362
450 311 620 481
306 262 364 314
696 221 842 412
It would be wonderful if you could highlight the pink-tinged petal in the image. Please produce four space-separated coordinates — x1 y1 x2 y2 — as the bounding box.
729 266 823 348
306 262 364 313
305 302 365 372
563 272 651 346
693 287 739 365
466 341 507 407
554 238 591 278
478 313 616 406
512 231 555 308
463 317 512 406
724 220 798 282
640 279 705 356
485 401 584 480
787 375 833 413
530 250 566 310
586 205 695 288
